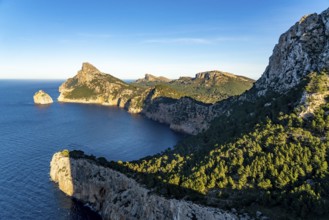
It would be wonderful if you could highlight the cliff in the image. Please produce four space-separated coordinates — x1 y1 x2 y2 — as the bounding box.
58 63 253 134
33 90 53 104
50 151 241 220
254 8 329 96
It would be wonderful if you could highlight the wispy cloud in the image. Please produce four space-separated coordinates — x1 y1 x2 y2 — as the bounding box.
142 37 249 45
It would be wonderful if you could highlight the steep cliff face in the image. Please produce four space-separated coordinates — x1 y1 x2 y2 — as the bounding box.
255 8 329 95
143 97 214 134
50 152 240 220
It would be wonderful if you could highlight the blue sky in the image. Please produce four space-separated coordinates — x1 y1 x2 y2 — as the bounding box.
0 0 328 79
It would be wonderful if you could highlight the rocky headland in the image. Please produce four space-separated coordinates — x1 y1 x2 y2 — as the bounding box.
50 151 243 220
33 90 53 104
58 63 253 134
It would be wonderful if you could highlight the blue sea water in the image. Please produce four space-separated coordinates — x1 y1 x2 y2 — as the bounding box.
0 80 184 219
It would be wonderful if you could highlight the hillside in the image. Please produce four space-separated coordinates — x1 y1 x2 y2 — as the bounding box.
133 71 254 103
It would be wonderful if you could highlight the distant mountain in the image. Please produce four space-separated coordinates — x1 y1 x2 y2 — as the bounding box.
58 63 253 134
135 74 172 84
133 71 254 104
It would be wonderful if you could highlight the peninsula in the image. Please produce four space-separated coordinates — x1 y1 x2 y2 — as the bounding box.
58 63 254 134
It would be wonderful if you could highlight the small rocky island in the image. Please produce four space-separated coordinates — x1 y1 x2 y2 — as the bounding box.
33 90 53 104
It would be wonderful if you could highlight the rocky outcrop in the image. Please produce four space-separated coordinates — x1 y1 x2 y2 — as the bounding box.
255 8 329 96
142 97 214 134
50 152 239 220
58 62 141 107
33 90 53 104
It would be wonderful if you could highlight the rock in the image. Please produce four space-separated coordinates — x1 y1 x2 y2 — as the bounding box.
255 8 329 95
33 90 53 104
50 152 240 220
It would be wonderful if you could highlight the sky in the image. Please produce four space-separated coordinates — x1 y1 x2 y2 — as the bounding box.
0 0 328 80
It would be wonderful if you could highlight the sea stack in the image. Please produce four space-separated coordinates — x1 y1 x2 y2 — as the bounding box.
33 90 53 104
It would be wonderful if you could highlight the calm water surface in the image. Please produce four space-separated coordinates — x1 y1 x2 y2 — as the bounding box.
0 80 184 219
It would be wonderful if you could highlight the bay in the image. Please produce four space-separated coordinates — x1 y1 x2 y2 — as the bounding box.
0 80 183 219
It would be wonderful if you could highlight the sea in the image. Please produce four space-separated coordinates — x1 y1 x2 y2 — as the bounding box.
0 80 184 219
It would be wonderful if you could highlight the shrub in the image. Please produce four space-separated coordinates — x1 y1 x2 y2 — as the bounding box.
61 149 70 157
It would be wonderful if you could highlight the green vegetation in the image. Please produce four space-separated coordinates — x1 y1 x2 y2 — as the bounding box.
119 71 329 219
168 76 254 103
153 84 185 100
65 85 97 99
61 149 70 157
132 72 254 103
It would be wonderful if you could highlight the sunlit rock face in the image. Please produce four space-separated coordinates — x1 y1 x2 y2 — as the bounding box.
50 152 239 220
33 90 53 104
255 8 329 96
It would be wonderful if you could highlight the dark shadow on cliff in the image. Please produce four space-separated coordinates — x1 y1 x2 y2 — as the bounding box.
52 151 102 220
68 150 214 206
69 198 102 220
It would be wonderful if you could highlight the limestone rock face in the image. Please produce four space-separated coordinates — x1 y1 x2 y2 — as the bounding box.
255 8 329 95
142 97 214 134
50 152 239 220
33 90 53 104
